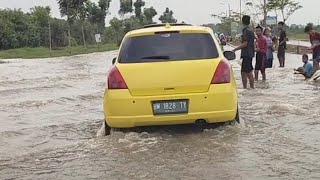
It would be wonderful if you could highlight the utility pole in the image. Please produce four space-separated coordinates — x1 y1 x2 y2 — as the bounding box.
263 0 267 27
47 6 52 57
66 0 71 54
220 2 232 17
240 0 242 20
239 0 242 36
48 18 52 57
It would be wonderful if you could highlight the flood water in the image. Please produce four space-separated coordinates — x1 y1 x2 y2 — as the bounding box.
0 49 320 180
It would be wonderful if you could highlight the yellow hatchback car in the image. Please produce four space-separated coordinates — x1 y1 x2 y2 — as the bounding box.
103 23 238 135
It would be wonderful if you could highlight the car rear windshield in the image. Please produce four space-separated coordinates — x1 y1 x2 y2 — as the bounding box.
118 33 219 63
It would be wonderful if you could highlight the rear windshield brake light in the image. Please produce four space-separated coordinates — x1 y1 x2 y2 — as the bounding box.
155 31 180 34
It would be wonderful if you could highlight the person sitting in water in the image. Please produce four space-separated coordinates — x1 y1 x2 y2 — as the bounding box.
294 54 314 79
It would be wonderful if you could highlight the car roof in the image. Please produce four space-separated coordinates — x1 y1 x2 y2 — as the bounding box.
126 23 213 37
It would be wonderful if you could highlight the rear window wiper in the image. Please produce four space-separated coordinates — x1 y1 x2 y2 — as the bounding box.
141 55 171 60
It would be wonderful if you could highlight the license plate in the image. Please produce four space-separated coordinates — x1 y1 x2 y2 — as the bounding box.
152 100 188 115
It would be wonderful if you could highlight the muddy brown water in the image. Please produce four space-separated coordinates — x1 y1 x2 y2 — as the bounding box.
0 49 320 180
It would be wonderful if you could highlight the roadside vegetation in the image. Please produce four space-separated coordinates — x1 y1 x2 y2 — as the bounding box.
209 0 308 39
0 44 117 59
0 0 315 59
286 22 320 41
0 0 178 59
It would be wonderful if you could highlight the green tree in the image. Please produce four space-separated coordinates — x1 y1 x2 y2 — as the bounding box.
0 9 30 48
86 1 100 24
30 6 51 47
0 14 14 49
109 17 124 45
57 0 76 49
133 0 145 21
0 2 117 51
31 6 51 28
97 0 112 30
159 7 177 23
244 2 265 24
143 6 157 24
86 0 111 33
119 0 133 15
0 7 69 50
268 0 302 23
50 18 68 47
78 2 88 48
307 22 314 28
211 11 241 36
57 0 89 49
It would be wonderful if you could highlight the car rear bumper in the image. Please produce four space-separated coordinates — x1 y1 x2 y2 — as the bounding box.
104 84 238 128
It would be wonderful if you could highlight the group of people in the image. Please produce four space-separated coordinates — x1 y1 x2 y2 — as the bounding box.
232 15 320 89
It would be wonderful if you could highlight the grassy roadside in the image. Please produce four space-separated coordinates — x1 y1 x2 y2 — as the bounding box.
287 33 308 41
0 43 118 59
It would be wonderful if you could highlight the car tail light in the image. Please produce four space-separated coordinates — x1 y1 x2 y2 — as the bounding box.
211 59 231 84
108 66 128 89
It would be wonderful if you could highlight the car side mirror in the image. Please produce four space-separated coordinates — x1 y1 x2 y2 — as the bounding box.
112 57 116 65
223 51 236 61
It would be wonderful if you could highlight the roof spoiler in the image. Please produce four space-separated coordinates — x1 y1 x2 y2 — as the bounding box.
142 23 192 29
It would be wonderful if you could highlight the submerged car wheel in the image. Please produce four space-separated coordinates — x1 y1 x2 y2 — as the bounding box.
235 107 240 123
104 119 130 135
227 106 240 125
104 120 111 136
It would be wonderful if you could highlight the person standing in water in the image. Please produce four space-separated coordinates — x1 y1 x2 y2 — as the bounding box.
277 22 287 67
233 15 255 89
264 27 275 68
254 25 268 81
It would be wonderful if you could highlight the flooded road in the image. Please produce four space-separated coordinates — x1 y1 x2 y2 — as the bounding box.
0 49 320 180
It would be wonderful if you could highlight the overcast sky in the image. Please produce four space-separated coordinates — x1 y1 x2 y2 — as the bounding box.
0 0 317 26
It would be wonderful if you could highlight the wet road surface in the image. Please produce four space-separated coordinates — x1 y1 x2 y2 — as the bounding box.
0 49 320 180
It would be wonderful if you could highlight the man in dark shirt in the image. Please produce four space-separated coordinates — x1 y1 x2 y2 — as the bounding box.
233 15 255 89
304 25 320 73
277 22 287 67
